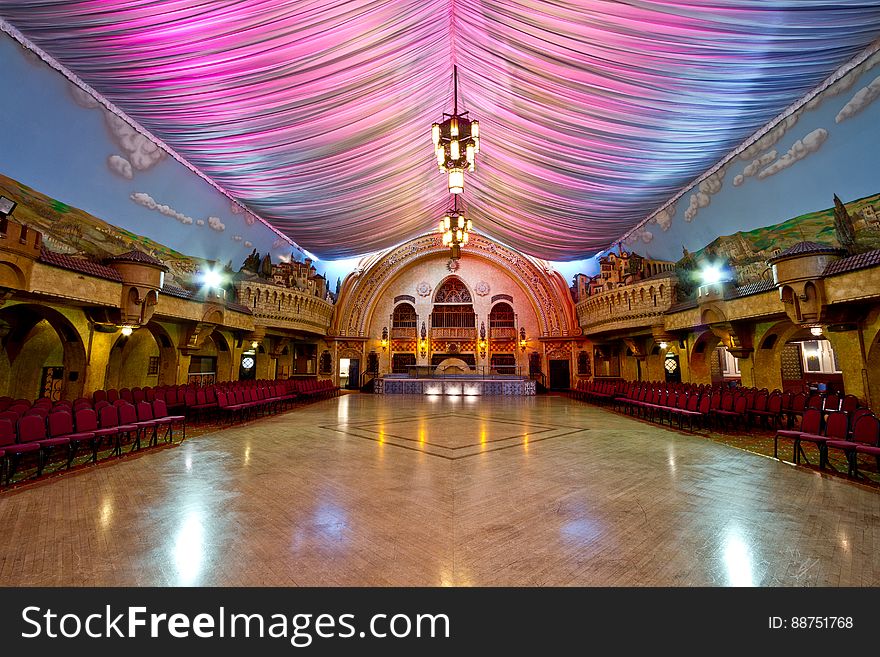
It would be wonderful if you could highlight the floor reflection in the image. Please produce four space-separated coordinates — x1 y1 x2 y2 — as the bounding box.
173 510 205 586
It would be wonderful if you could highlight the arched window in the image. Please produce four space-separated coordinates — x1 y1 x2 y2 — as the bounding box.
392 303 417 328
489 302 515 339
434 278 472 303
431 278 475 330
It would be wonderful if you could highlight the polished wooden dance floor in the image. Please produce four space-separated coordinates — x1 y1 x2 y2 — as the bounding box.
1 394 877 586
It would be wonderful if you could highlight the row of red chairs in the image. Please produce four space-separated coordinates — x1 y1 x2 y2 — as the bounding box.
774 409 880 476
573 378 880 478
574 380 865 430
0 399 184 485
0 378 340 485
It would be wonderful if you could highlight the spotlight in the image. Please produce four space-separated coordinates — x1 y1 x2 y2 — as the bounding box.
201 268 224 290
0 196 17 217
810 326 823 337
700 264 724 285
120 325 134 337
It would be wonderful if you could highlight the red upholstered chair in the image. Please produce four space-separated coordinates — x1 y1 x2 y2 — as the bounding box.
151 399 186 443
74 408 118 462
841 395 859 413
825 414 880 478
132 402 161 448
47 411 97 468
796 410 849 468
99 405 139 455
0 418 41 484
17 414 69 476
92 389 107 404
774 408 821 461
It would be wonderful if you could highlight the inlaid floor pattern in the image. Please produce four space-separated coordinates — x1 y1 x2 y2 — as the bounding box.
1 394 877 586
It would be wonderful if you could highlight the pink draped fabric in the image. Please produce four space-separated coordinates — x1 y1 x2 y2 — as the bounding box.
3 1 880 259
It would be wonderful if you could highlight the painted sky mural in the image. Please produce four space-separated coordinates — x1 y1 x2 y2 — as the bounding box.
0 32 311 274
620 48 880 266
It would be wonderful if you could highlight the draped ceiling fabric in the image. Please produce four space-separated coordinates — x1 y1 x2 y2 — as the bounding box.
3 1 880 260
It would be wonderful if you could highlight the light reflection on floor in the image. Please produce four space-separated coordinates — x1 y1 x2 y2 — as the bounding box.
0 393 877 586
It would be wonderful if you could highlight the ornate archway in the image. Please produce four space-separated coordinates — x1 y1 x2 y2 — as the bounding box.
332 234 578 339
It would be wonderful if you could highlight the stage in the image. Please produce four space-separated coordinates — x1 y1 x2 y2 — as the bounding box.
375 374 536 396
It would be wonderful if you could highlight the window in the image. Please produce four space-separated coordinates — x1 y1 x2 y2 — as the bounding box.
430 304 476 328
488 302 515 328
798 340 840 374
147 356 160 375
392 303 417 328
433 278 472 303
716 347 740 376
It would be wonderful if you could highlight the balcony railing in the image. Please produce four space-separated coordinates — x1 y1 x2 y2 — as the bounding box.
489 326 516 339
390 326 417 340
430 327 476 340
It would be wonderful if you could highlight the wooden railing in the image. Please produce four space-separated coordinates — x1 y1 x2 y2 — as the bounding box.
390 326 417 339
489 326 516 339
430 327 476 340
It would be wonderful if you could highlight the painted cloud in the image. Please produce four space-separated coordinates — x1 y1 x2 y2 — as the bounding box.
684 168 726 222
105 113 165 171
651 202 676 232
757 128 828 179
107 154 133 179
739 114 798 161
835 74 880 123
733 150 777 186
69 83 100 109
207 216 226 232
130 192 194 225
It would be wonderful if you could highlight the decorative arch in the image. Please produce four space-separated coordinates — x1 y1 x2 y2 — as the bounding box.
332 233 579 338
0 303 87 400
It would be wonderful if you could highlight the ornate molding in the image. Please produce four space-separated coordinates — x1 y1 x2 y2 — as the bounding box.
333 234 577 338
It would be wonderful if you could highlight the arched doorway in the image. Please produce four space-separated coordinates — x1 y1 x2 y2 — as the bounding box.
105 322 177 389
187 332 232 386
689 331 722 384
0 304 87 400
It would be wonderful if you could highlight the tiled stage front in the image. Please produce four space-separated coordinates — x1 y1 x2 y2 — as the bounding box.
0 394 878 586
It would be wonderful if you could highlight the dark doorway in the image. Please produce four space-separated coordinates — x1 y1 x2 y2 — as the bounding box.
346 359 360 390
664 354 681 383
548 359 570 390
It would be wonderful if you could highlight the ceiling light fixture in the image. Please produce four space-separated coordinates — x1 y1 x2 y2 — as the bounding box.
432 65 479 194
438 195 471 260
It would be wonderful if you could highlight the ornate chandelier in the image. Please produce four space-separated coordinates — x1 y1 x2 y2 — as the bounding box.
431 65 479 194
439 195 471 260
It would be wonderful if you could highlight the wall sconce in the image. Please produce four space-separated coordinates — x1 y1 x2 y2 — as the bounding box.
810 326 823 337
381 326 388 351
120 325 134 337
420 322 428 358
251 340 259 349
519 327 527 353
659 341 668 350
